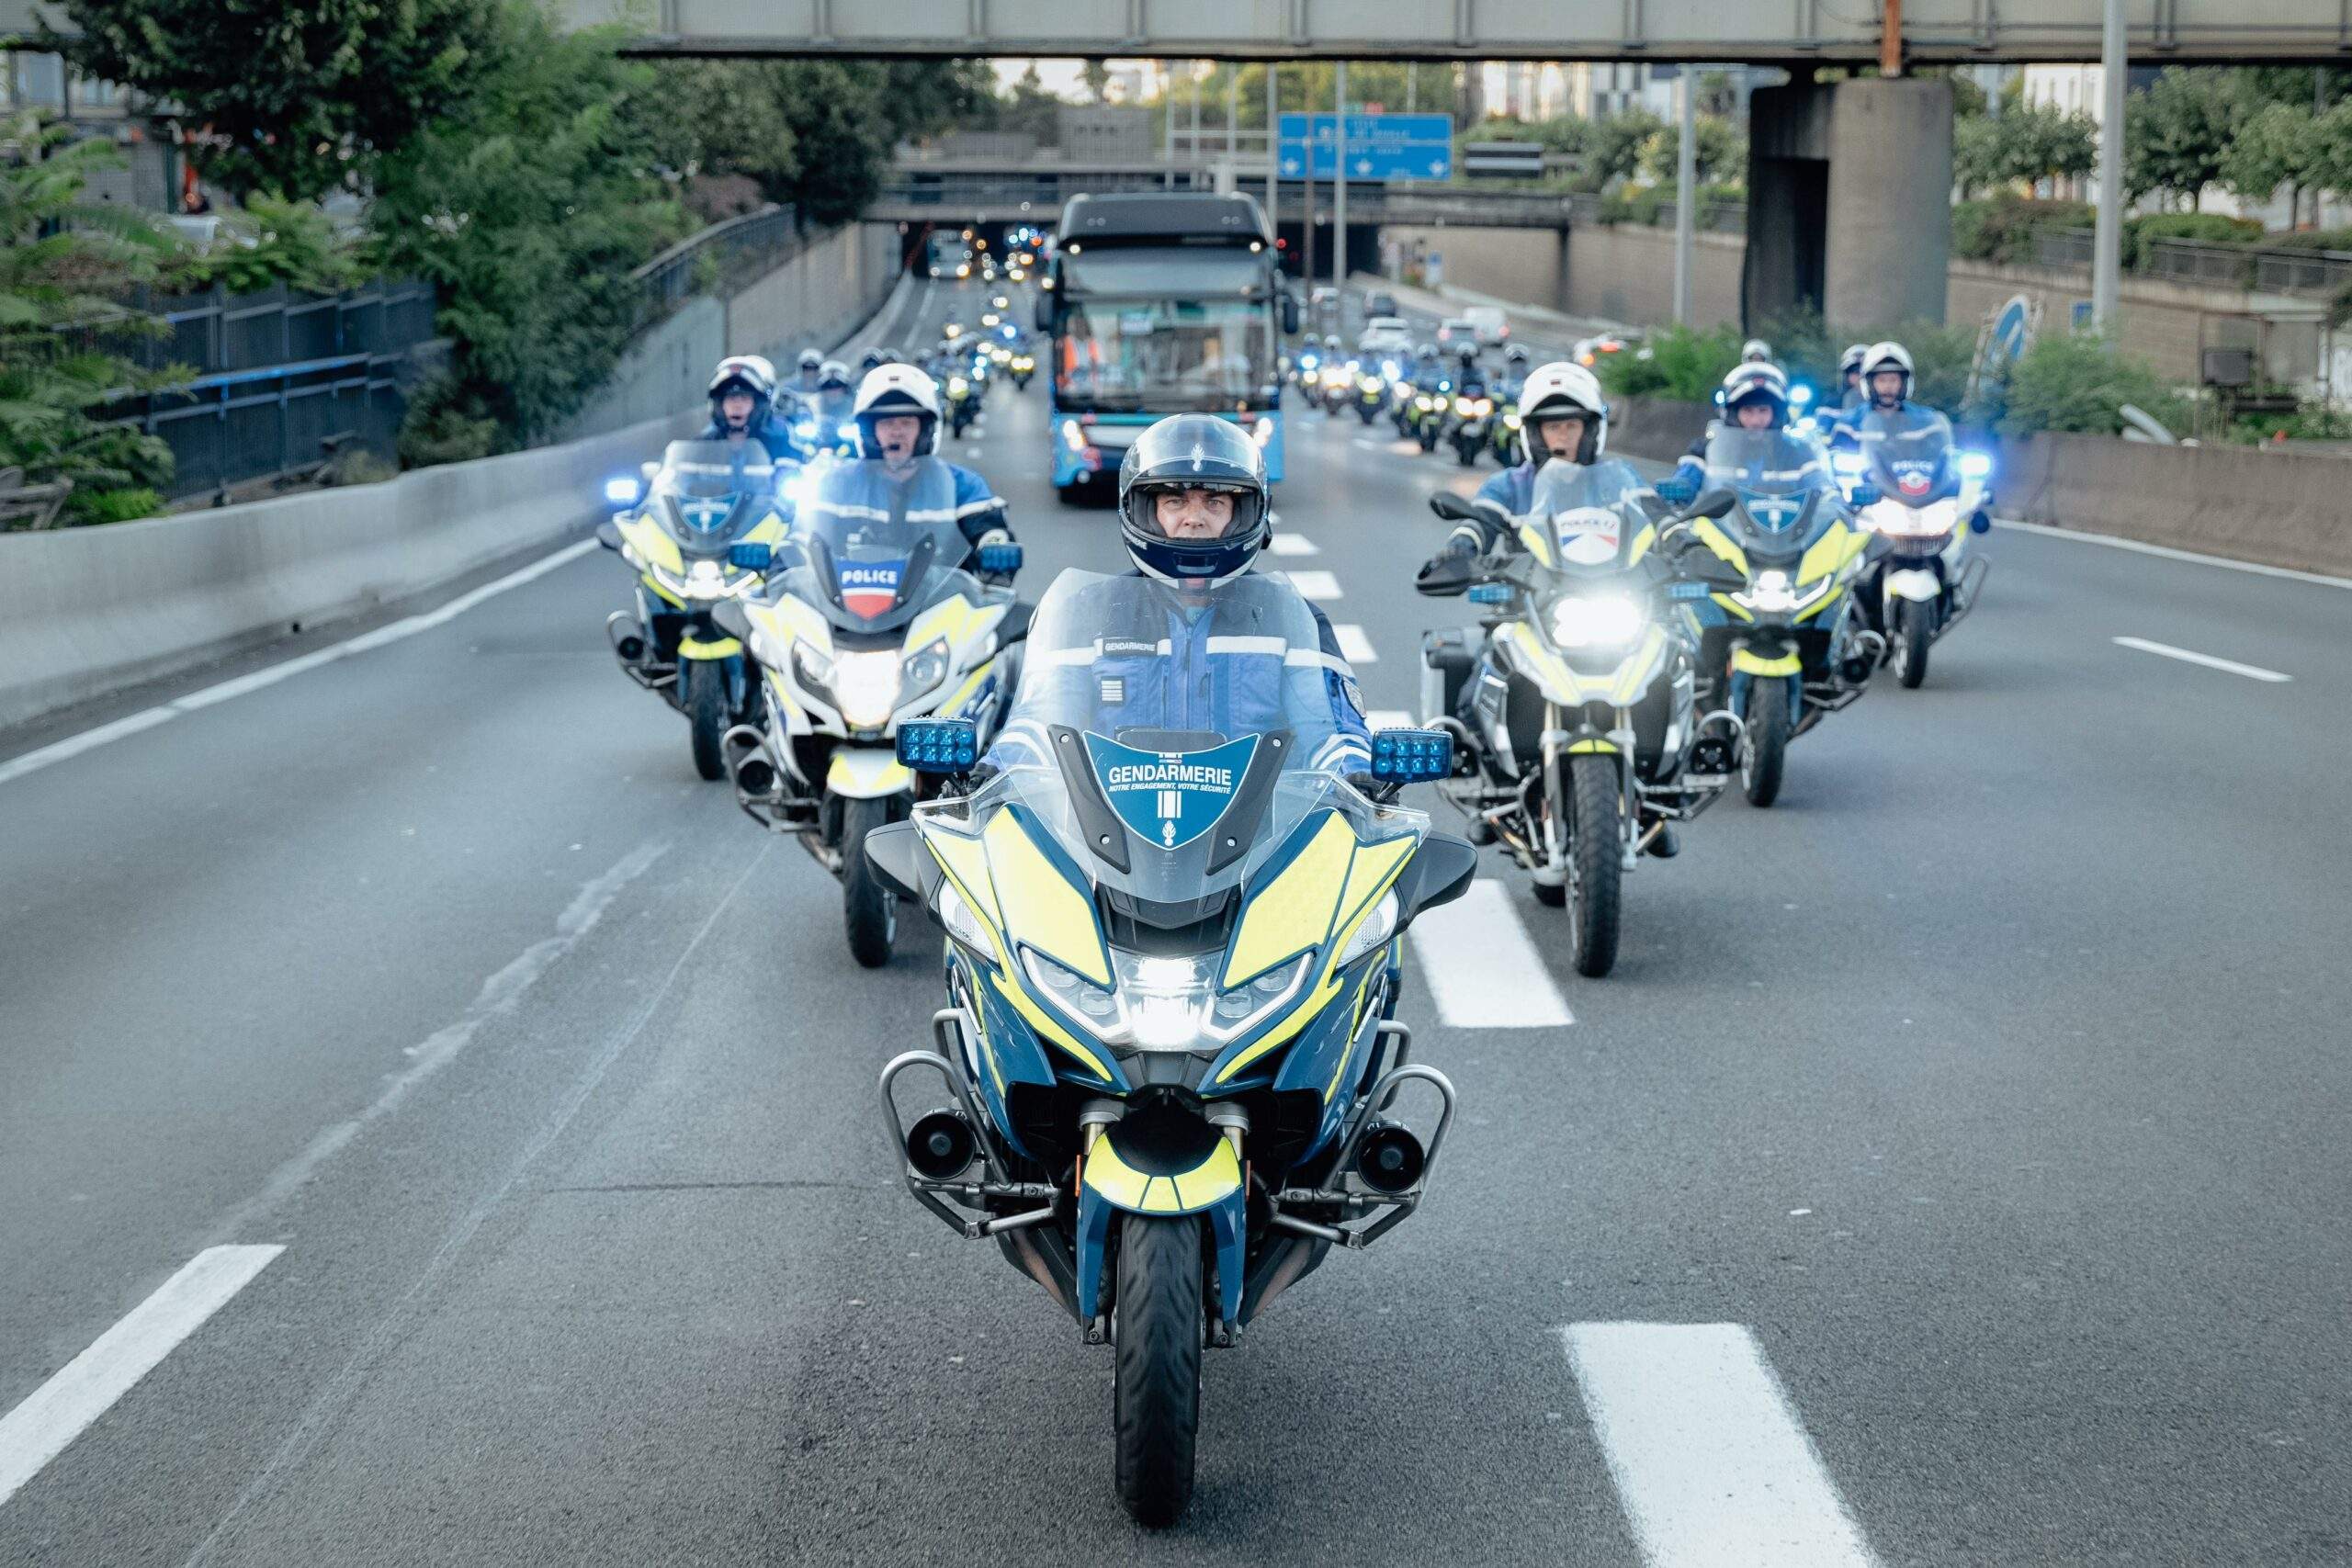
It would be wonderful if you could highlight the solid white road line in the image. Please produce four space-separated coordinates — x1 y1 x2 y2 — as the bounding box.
1363 709 1415 730
1268 533 1320 557
1563 1322 1880 1568
1999 515 2352 592
1406 878 1572 1028
0 1246 283 1509
2111 636 2291 683
1333 624 1378 664
0 537 598 789
1284 569 1343 601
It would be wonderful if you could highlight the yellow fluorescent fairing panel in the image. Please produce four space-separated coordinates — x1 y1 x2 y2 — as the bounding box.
1732 647 1804 676
617 514 682 576
903 593 1002 658
1499 623 1664 708
748 595 832 657
982 810 1111 987
1625 522 1657 566
1692 517 1746 577
922 822 1114 1081
1083 1135 1242 1214
1222 813 1355 987
1798 523 1864 588
826 750 910 796
1515 519 1556 567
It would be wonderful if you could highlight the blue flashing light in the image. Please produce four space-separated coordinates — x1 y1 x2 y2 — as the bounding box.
603 477 637 505
897 718 979 774
1370 728 1453 785
1958 451 1994 479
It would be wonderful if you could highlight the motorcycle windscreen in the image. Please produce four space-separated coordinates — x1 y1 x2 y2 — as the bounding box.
650 439 778 556
1524 457 1651 575
969 570 1410 919
1702 427 1839 557
787 456 972 635
1860 406 1956 507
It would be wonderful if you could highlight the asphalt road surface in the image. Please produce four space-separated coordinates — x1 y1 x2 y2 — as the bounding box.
4 274 2349 1567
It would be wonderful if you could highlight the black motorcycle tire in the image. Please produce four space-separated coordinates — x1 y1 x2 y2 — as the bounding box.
1358 404 1378 425
1455 441 1477 468
1114 1214 1204 1528
1418 425 1438 453
1568 754 1622 977
842 795 898 967
1894 599 1932 689
684 660 728 782
1742 675 1791 808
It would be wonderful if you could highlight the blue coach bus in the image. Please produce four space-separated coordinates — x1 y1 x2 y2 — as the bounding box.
1035 192 1297 502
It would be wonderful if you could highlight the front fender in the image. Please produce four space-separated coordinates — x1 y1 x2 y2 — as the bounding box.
1885 568 1942 603
1731 646 1804 678
827 748 912 798
1076 1111 1249 1326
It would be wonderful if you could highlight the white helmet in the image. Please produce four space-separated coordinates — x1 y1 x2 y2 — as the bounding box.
1516 361 1607 467
1860 341 1913 405
851 364 943 458
1740 338 1773 365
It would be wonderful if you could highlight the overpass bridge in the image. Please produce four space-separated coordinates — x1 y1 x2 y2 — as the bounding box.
571 0 2352 64
870 166 1588 231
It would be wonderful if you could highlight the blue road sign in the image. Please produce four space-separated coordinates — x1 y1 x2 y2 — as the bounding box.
1276 113 1453 181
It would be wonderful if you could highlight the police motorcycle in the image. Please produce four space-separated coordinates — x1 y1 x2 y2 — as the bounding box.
1657 427 1884 807
1446 387 1497 468
1833 407 1992 689
1418 467 1740 977
1402 371 1452 452
862 573 1477 1526
1009 344 1036 390
944 368 981 439
797 362 860 457
712 455 1024 966
598 441 791 780
1353 357 1397 425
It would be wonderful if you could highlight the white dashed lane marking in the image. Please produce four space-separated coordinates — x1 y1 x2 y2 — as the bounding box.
1333 624 1377 664
1284 570 1343 601
1363 709 1415 730
2110 636 2290 683
1405 878 1572 1028
0 1246 284 1508
1267 533 1320 557
1563 1322 1881 1568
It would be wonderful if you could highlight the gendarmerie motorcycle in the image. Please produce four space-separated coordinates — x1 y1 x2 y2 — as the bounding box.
1666 426 1883 807
598 439 789 780
714 454 1024 965
864 570 1476 1526
1419 465 1739 976
1836 406 1992 689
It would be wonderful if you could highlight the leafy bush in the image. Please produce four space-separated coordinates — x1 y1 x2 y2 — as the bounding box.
397 381 500 468
1595 323 1746 402
1998 333 2188 437
72 487 165 525
1760 309 1983 422
1951 195 2094 265
2123 210 2262 265
171 197 365 295
2256 226 2352 253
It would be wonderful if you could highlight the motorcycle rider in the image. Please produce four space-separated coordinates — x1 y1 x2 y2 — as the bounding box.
698 355 803 464
810 359 856 438
1837 343 1869 410
1429 361 1611 556
843 364 1012 553
1830 342 1926 440
989 412 1370 777
1498 344 1532 399
1668 361 1792 492
1740 338 1774 367
790 348 825 396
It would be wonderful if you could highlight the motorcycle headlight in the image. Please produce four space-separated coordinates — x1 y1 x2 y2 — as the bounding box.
682 558 743 601
1733 570 1828 615
831 649 903 730
948 376 969 395
1549 592 1647 649
1024 949 1312 1053
836 422 859 444
1361 375 1384 394
899 637 950 703
1832 451 1869 480
1415 394 1433 411
1453 397 1473 415
1504 410 1522 429
1882 497 1959 537
1474 398 1493 416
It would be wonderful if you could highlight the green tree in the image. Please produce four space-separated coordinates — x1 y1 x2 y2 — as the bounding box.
1080 59 1113 105
0 118 176 525
369 13 689 450
51 0 503 201
1588 107 1668 187
2000 332 2187 436
2222 99 2333 222
2124 68 2246 210
1637 116 1746 187
1952 112 2005 198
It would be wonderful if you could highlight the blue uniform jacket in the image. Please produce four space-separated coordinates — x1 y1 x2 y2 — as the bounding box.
696 416 805 466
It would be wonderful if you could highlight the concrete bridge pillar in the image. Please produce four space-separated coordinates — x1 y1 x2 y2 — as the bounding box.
1745 77 1952 333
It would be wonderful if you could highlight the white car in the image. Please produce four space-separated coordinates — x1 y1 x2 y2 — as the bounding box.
1435 317 1481 348
1357 316 1413 355
1463 305 1510 345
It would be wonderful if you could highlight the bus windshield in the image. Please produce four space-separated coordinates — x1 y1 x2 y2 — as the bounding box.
1053 297 1272 411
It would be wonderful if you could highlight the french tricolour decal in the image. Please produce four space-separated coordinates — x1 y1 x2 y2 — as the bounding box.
839 558 906 619
1082 732 1258 851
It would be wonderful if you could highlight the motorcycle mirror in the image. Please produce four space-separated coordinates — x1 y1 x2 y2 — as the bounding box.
1427 491 1480 523
710 601 752 642
639 460 659 479
595 520 624 552
1693 489 1739 521
860 820 929 905
897 718 979 776
1369 728 1453 785
1414 554 1474 596
727 541 772 571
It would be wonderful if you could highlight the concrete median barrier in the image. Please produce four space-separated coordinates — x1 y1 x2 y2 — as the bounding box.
0 411 691 732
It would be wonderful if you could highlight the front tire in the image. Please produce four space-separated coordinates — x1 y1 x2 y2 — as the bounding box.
1742 674 1791 807
684 660 728 781
842 795 898 967
1894 599 1932 689
1114 1215 1204 1528
1567 754 1622 977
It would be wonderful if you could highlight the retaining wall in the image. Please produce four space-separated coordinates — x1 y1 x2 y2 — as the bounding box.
1994 433 2352 577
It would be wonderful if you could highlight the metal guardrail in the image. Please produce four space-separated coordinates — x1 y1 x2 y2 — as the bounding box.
2035 228 2098 270
2030 226 2352 297
629 204 804 330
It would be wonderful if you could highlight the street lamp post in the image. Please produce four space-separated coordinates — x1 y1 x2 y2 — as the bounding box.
1333 60 1349 298
2092 0 2127 329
